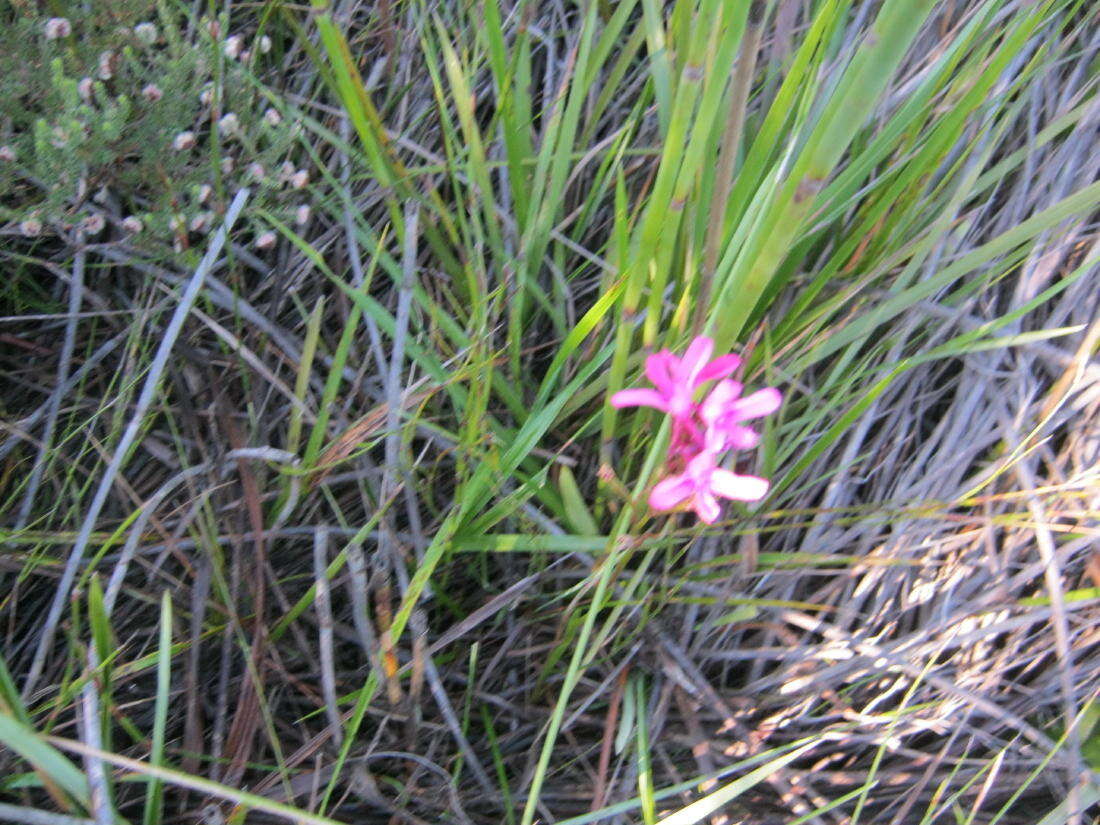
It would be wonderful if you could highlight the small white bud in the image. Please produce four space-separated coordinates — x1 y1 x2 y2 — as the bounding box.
263 108 281 127
189 212 213 233
247 162 265 181
133 22 158 46
0 146 14 162
122 216 144 234
295 204 311 227
78 77 95 102
82 213 106 235
173 131 196 151
205 19 221 40
258 35 272 54
198 183 213 204
224 34 242 60
93 186 109 204
141 83 163 102
20 218 43 237
221 156 234 174
199 84 214 106
169 214 186 234
289 169 309 189
98 51 116 80
255 231 277 250
239 49 251 63
44 18 72 40
278 161 295 182
217 112 239 136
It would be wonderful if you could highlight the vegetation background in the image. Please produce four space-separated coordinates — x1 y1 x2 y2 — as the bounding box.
0 1 1097 823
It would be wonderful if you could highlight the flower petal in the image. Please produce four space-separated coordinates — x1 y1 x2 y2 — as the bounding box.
644 351 677 395
722 425 760 450
700 379 742 425
695 353 742 386
679 336 715 383
610 388 669 411
693 492 721 524
728 387 782 421
649 474 694 511
709 469 769 501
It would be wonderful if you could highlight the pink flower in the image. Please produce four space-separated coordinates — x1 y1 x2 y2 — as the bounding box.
610 337 782 524
649 449 769 524
610 336 740 420
699 379 782 451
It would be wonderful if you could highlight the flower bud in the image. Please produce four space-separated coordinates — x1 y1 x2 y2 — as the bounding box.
289 169 309 189
217 112 239 136
44 18 72 40
141 84 163 102
0 146 14 162
221 156 234 174
78 77 94 102
224 35 242 59
198 183 213 204
258 35 272 54
190 212 214 232
173 131 196 151
20 218 43 237
255 231 276 250
122 216 144 234
98 51 116 80
263 108 281 127
247 162 265 181
82 213 106 235
133 22 158 46
295 204 311 226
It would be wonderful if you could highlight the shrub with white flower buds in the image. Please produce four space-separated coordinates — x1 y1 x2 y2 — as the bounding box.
289 169 309 189
82 213 106 235
20 219 43 237
0 146 14 162
173 131 196 151
98 51 116 80
44 18 72 40
224 35 242 60
217 112 239 136
263 108 281 127
122 216 144 234
295 204 311 227
133 22 158 46
255 231 277 250
141 84 163 102
78 77 94 102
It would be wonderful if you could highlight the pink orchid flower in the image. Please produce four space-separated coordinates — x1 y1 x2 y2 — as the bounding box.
699 379 783 452
610 336 741 421
648 448 770 524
